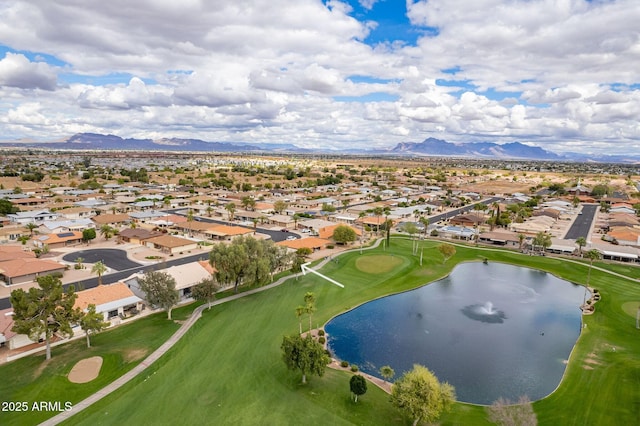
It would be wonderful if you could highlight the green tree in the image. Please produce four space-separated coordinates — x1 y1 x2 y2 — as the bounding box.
437 243 456 264
585 249 601 289
10 275 81 360
273 200 288 214
138 270 179 320
321 203 336 213
80 304 109 348
281 334 330 384
350 374 368 402
0 198 19 215
332 225 357 245
82 228 97 243
192 276 220 310
100 224 115 240
292 247 312 273
380 365 395 382
209 237 249 293
241 196 256 211
295 305 306 334
403 222 419 254
91 260 108 286
390 364 456 426
518 233 526 251
225 202 236 222
304 292 316 332
533 232 552 254
419 217 430 239
591 184 611 198
373 207 384 233
186 208 194 237
75 257 84 269
25 222 38 236
576 237 587 256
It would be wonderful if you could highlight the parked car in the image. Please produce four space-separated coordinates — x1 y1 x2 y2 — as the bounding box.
286 236 297 241
281 228 289 232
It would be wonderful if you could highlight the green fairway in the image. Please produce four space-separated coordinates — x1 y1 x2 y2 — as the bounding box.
354 254 404 274
3 238 640 425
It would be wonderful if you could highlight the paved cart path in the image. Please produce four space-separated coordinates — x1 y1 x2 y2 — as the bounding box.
39 240 383 426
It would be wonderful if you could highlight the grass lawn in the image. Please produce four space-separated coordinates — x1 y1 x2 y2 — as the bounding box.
0 311 181 425
4 238 640 425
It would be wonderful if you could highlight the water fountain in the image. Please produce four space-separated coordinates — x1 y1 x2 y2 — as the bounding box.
461 301 507 323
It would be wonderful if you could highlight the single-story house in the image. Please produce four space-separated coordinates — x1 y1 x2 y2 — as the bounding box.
92 213 132 226
437 225 477 240
32 231 84 249
205 225 253 240
7 210 59 225
478 230 522 247
0 307 33 350
276 237 330 252
449 213 485 227
607 227 640 246
0 226 25 243
143 235 199 255
162 262 212 299
0 246 35 262
38 219 95 235
0 258 66 285
74 282 144 322
118 228 163 244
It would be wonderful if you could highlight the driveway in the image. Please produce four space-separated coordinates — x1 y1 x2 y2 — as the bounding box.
62 248 142 271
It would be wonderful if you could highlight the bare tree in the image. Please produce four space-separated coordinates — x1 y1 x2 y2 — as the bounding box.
486 395 537 426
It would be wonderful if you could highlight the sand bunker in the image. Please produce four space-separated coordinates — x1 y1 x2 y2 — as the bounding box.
68 356 103 383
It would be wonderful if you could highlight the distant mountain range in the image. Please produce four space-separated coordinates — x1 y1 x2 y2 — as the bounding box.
0 133 638 163
389 137 561 160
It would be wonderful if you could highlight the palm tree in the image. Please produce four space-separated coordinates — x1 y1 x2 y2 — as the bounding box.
225 202 236 223
576 237 587 257
25 222 38 236
75 257 84 270
304 292 316 332
518 233 526 251
419 217 430 239
293 213 301 231
91 260 107 286
100 224 115 240
295 305 305 334
379 365 395 382
373 207 383 234
584 249 601 305
186 208 194 237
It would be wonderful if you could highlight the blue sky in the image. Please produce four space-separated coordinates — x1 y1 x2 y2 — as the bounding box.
0 0 638 155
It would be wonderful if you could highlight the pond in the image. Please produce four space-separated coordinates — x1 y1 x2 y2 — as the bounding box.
325 262 585 404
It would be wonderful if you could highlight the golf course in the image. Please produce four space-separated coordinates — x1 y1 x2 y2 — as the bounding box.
1 237 639 425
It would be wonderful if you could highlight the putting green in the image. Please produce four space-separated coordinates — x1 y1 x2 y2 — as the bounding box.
355 254 403 274
621 301 640 318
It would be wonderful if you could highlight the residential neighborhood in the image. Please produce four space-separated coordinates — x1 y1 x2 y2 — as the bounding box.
2 153 640 356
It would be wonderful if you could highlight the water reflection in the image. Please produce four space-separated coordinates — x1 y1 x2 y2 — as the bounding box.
325 262 584 404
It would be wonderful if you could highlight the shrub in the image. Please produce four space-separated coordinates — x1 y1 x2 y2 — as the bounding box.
318 336 326 345
341 361 349 368
326 245 334 249
351 365 359 372
317 329 325 336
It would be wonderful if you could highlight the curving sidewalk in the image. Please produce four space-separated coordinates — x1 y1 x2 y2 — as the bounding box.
39 236 635 425
38 242 383 426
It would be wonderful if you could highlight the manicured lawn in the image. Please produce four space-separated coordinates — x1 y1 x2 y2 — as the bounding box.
4 238 640 425
0 311 181 425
